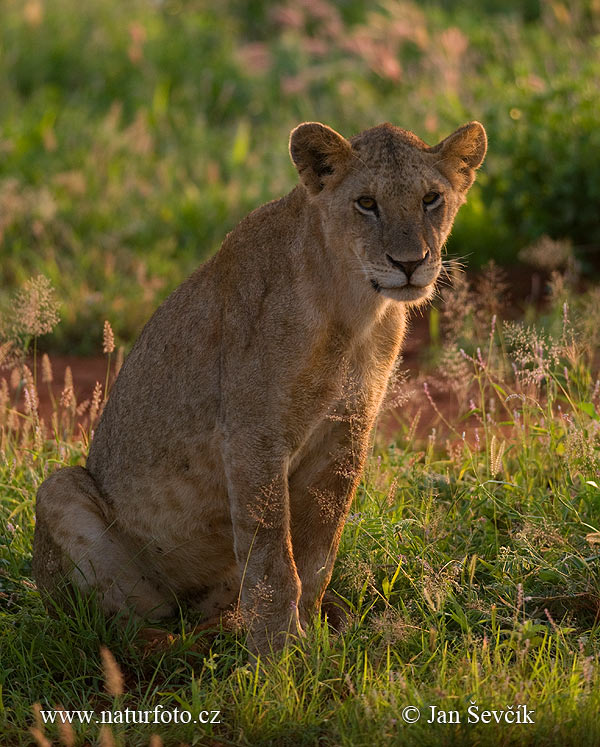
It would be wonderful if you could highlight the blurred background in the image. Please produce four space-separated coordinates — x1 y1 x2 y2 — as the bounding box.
1 0 599 352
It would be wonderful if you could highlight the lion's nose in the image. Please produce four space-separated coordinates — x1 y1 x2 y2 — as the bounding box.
386 249 430 278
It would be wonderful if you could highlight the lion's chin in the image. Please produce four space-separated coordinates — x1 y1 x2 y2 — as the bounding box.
375 282 434 305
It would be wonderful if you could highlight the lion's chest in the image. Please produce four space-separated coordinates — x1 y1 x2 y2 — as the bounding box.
284 318 403 455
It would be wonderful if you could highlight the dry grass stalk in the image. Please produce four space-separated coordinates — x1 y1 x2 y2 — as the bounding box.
0 341 14 369
10 367 20 389
103 320 115 354
0 378 8 426
100 646 124 697
90 381 103 425
489 435 506 476
60 366 75 410
114 345 124 377
13 275 60 338
30 703 51 747
519 235 574 271
76 398 90 417
41 353 53 384
99 725 116 747
55 706 76 747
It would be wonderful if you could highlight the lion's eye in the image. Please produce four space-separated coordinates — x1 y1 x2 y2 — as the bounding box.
422 192 441 208
356 196 378 212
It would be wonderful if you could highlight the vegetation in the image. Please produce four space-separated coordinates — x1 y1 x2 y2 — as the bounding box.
2 1 600 744
2 262 600 745
1 0 599 350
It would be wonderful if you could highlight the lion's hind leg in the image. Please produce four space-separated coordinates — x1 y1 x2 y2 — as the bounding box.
33 466 174 621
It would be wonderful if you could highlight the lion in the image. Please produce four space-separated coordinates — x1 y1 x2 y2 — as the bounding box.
33 120 486 653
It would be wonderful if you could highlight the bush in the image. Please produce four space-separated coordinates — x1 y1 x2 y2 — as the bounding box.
1 0 599 350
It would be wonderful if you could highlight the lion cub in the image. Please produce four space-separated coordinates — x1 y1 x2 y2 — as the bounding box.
34 120 486 653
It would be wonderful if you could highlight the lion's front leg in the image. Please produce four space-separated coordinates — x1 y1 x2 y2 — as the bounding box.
289 413 372 629
223 440 303 655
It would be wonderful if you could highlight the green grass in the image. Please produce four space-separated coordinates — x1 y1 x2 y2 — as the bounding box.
2 1 600 743
1 272 600 745
1 0 600 351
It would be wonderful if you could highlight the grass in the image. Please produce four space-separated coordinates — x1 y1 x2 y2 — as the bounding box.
1 268 600 745
2 1 600 743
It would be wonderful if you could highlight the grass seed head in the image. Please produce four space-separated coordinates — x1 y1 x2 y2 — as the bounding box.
90 381 103 424
103 320 115 354
13 275 60 338
100 646 124 697
99 725 116 747
115 345 124 376
30 703 50 747
41 353 53 384
55 707 75 747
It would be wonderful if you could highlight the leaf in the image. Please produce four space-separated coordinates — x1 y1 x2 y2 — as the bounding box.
382 577 391 599
578 401 599 420
231 119 251 166
429 307 440 347
493 382 507 398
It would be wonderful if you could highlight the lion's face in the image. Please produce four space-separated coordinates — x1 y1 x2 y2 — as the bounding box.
290 121 486 305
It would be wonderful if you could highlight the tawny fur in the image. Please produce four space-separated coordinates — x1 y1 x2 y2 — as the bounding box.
33 120 486 653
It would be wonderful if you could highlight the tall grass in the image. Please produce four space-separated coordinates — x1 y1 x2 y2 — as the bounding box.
1 264 599 745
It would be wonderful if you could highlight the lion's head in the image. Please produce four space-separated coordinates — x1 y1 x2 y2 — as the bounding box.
289 120 486 304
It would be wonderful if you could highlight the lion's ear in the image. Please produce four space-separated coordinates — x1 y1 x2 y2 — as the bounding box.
429 121 487 192
289 122 352 194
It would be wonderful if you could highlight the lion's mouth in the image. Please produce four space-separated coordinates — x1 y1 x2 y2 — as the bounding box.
370 278 429 293
370 277 434 303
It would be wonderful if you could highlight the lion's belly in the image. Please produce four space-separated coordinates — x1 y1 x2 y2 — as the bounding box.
112 466 237 596
90 421 237 595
